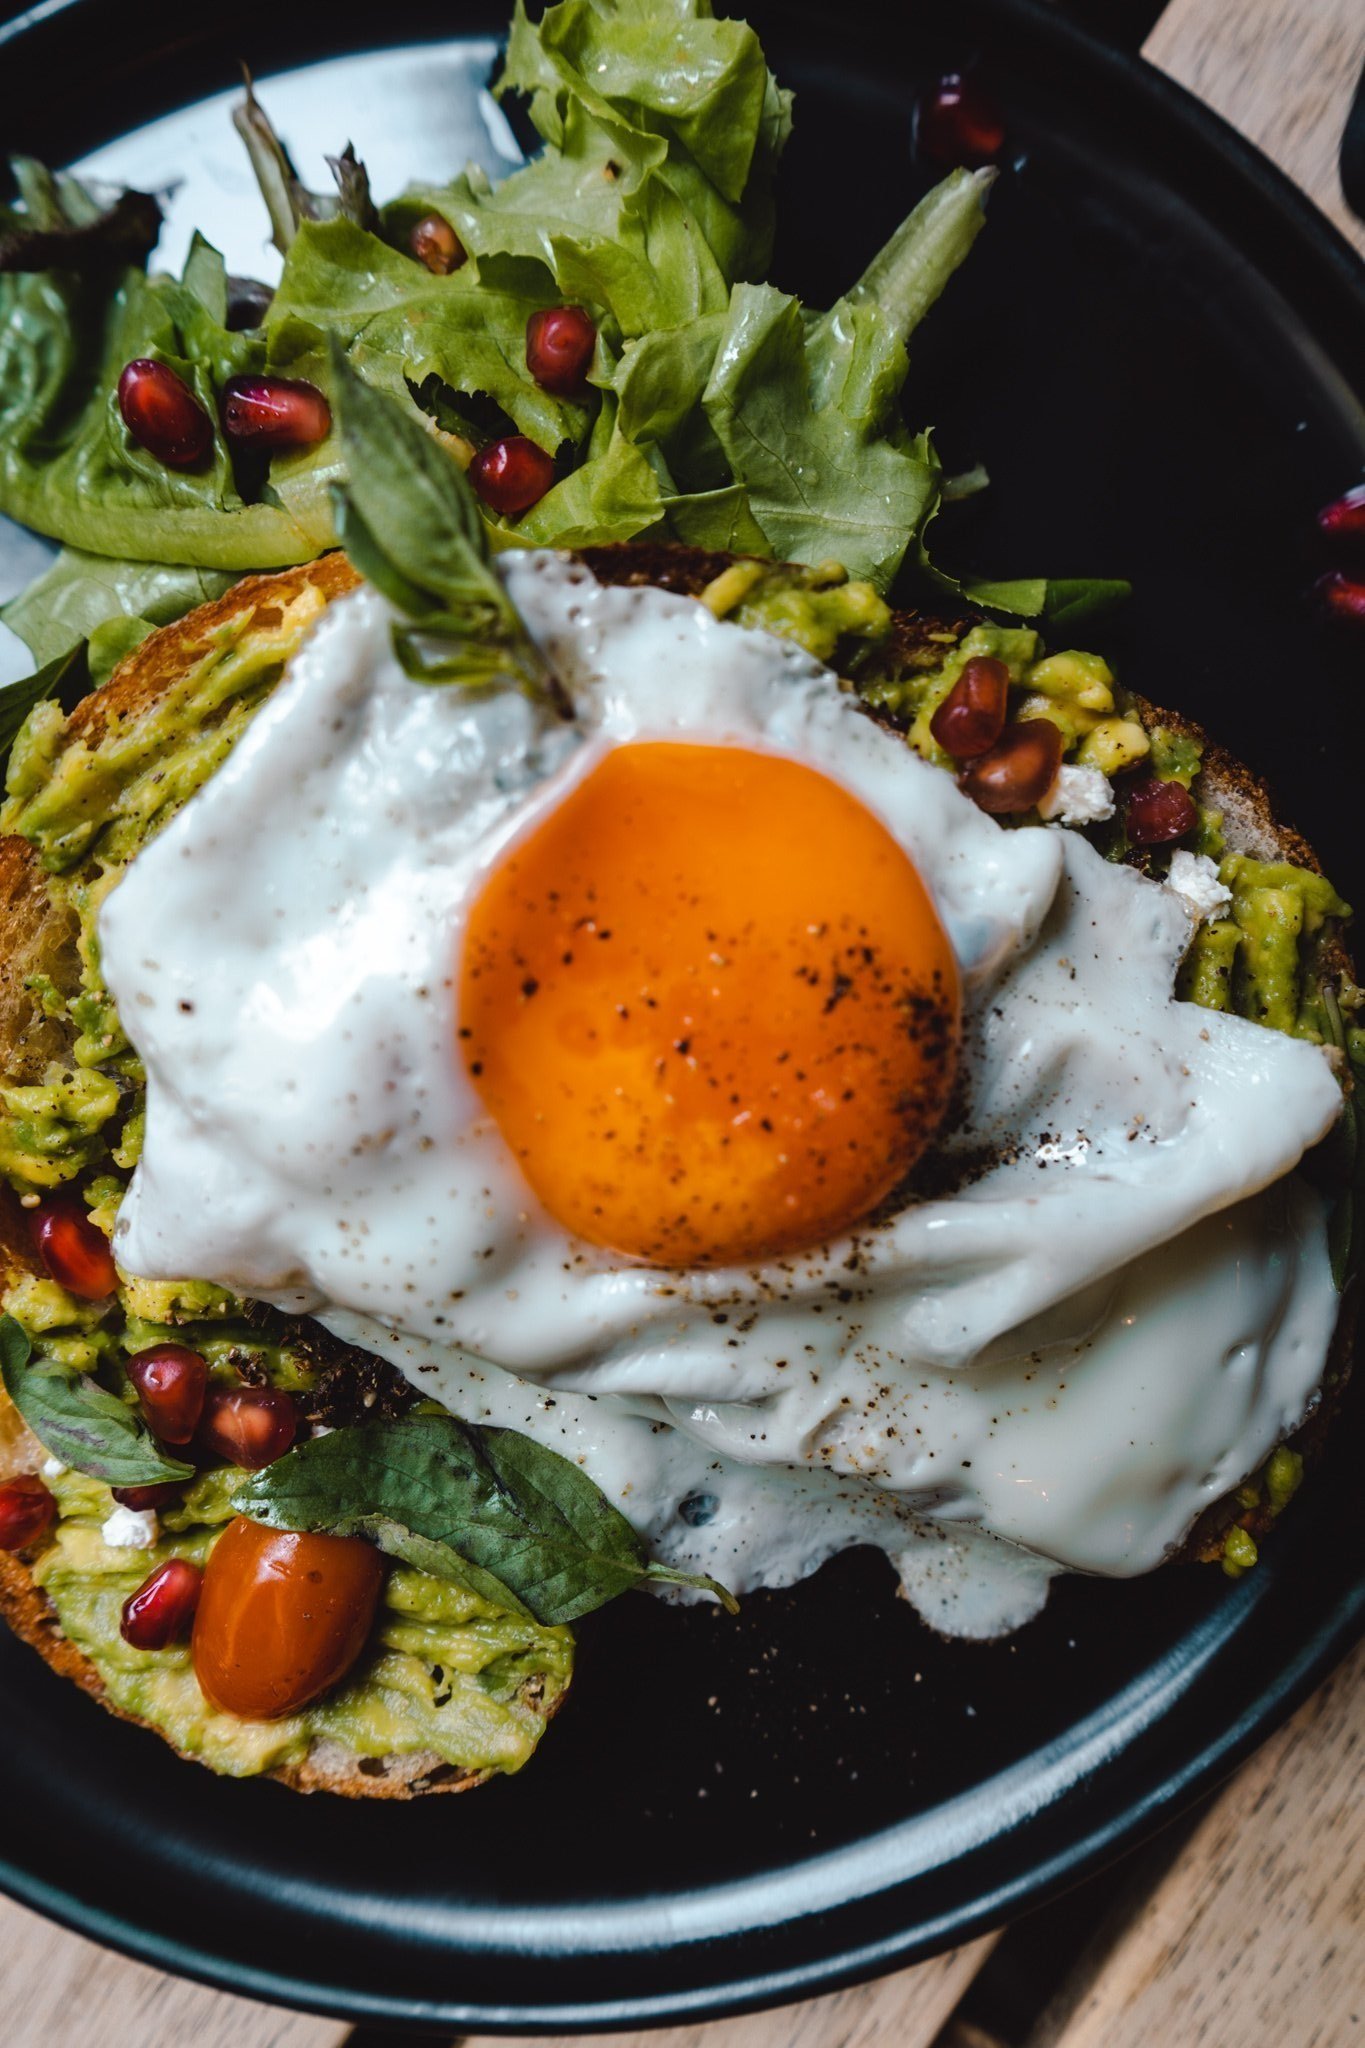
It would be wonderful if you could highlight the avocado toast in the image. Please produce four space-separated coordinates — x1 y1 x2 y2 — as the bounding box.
0 524 1356 1790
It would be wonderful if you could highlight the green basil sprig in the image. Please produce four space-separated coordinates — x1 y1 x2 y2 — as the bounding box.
236 1411 738 1626
326 340 553 696
0 1314 193 1487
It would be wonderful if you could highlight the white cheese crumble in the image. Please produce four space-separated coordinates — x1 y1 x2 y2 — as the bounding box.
100 1504 159 1550
1035 1134 1091 1167
1038 764 1115 827
1166 850 1232 924
40 1455 66 1481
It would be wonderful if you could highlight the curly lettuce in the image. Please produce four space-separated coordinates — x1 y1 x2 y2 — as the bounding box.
0 0 1044 612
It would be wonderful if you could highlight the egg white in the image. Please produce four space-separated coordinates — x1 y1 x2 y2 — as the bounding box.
100 556 1345 1634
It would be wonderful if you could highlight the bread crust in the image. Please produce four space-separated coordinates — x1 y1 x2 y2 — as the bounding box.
0 545 1354 1777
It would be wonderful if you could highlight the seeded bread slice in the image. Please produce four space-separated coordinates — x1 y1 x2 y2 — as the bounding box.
0 545 1354 1790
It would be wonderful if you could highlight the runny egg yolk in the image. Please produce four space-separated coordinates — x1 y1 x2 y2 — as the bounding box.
459 742 961 1267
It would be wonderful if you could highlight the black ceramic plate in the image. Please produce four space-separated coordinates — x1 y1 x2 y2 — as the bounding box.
1 0 1363 2032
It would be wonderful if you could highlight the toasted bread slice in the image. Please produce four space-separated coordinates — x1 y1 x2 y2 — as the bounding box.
0 546 1354 1786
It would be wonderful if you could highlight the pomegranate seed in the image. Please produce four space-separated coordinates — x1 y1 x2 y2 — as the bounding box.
469 435 556 518
1317 485 1365 542
917 73 1005 168
526 306 597 397
198 1386 297 1470
126 1344 208 1445
1316 569 1365 623
117 358 213 469
929 655 1010 758
0 1475 56 1551
221 375 331 453
120 1558 202 1650
32 1194 117 1299
112 1482 184 1511
1125 776 1199 846
959 718 1063 814
409 213 466 275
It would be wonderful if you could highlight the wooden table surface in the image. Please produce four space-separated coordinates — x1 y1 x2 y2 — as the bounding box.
2 2 1362 2043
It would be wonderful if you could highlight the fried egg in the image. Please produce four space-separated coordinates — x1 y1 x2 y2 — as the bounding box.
100 557 1345 1636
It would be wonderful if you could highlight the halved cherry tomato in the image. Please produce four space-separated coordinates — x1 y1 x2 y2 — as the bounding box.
191 1517 384 1720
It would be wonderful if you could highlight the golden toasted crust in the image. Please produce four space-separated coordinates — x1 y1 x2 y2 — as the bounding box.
0 545 1354 1775
0 834 78 1083
67 554 360 751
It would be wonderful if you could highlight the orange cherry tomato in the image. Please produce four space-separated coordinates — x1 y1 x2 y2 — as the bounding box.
192 1517 384 1720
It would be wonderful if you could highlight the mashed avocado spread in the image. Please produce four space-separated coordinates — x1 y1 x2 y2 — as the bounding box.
0 557 1357 1770
0 580 571 1780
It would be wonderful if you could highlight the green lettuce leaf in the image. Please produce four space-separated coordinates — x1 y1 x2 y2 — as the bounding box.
384 0 790 339
266 219 589 456
2 546 236 666
0 6 1065 604
0 233 325 567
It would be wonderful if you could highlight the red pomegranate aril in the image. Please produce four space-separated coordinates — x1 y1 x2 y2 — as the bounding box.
117 358 213 469
917 73 1005 168
1125 776 1199 846
121 1558 202 1650
112 1482 184 1511
1317 485 1365 542
1317 569 1365 623
959 718 1063 815
469 435 556 518
929 654 1010 758
526 306 597 397
32 1194 117 1299
199 1385 297 1470
0 1475 56 1551
126 1343 208 1445
409 212 466 275
221 375 331 453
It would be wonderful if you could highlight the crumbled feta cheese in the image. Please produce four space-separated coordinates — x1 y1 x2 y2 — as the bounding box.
1037 764 1115 827
100 1504 159 1550
1166 850 1232 924
1035 1134 1091 1167
40 1455 66 1481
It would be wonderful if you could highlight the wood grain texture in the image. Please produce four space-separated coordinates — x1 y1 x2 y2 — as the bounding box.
1144 0 1365 256
1028 1636 1365 2048
468 1934 1000 2048
0 1895 348 2048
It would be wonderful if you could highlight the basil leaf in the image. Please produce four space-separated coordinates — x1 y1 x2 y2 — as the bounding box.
0 1313 193 1486
327 341 551 695
0 642 89 775
1043 577 1133 634
236 1412 738 1625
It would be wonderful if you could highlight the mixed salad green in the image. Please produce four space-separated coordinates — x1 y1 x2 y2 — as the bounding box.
0 0 1123 676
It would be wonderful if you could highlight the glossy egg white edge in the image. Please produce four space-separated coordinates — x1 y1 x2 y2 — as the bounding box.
99 559 1346 1638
